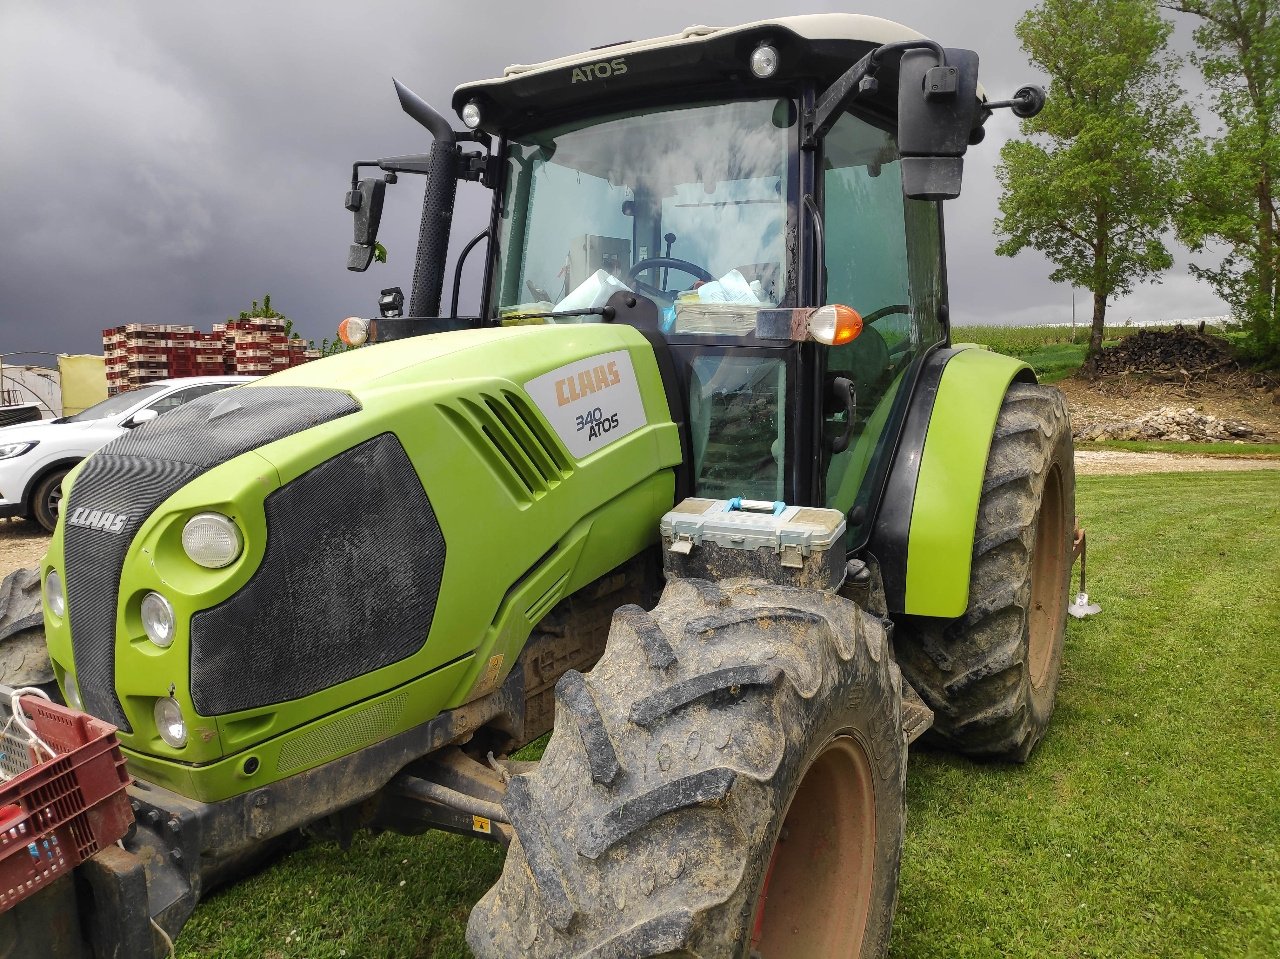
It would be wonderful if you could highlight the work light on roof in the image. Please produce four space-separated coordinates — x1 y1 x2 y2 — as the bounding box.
461 101 482 129
750 43 780 79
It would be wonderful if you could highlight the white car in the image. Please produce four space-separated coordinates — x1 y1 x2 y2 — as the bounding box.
0 376 256 532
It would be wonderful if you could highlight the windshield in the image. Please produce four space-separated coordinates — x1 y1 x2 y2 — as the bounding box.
491 98 795 325
65 385 166 422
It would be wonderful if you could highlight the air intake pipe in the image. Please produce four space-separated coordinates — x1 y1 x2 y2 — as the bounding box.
394 79 459 323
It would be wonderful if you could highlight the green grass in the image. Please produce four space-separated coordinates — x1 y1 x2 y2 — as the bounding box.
176 472 1280 959
950 323 1152 355
949 323 1209 383
1077 439 1280 457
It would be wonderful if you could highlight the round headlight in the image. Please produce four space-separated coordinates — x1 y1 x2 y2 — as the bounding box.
45 568 65 617
750 44 780 79
64 674 83 711
461 101 482 129
182 512 243 569
154 697 187 748
141 592 176 648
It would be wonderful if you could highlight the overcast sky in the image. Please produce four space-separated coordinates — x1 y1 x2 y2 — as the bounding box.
0 0 1226 357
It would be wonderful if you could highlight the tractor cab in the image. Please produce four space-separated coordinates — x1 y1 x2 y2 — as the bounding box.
345 15 1040 549
479 91 945 537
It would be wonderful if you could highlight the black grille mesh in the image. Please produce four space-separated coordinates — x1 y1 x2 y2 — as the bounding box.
65 456 202 730
62 386 360 732
108 386 360 467
189 433 446 715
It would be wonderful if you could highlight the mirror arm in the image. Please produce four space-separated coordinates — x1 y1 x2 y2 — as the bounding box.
803 39 949 148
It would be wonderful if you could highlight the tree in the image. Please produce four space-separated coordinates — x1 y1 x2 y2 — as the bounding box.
1161 0 1279 365
995 0 1193 356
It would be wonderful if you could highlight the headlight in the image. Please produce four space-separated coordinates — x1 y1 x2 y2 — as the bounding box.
0 441 36 460
45 569 65 617
181 512 243 569
64 674 83 711
750 43 780 79
141 592 176 648
154 697 187 748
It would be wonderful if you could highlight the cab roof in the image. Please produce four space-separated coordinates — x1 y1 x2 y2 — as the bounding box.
451 15 937 135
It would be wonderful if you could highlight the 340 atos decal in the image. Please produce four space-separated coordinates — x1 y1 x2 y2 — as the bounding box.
525 350 647 460
570 58 627 84
66 507 129 533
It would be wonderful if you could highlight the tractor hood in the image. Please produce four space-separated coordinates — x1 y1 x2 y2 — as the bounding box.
42 323 682 800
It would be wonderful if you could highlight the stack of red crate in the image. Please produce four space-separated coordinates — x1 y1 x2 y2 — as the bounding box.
222 318 289 375
102 324 196 395
167 330 228 379
103 318 318 393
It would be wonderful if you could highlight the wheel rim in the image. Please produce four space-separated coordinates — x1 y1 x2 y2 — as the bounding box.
48 485 63 518
750 734 877 957
1027 462 1066 688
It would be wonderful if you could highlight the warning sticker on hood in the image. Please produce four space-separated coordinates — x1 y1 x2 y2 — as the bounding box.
524 349 647 460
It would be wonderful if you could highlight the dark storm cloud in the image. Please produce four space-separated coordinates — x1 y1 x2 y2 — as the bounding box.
0 0 1225 356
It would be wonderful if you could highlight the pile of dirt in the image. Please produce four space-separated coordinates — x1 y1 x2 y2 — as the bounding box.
1080 326 1238 379
1073 405 1269 442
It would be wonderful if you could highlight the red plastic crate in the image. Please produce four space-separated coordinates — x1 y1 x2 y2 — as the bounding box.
0 697 132 914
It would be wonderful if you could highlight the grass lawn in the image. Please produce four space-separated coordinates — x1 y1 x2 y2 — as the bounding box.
176 472 1280 959
1076 439 1280 457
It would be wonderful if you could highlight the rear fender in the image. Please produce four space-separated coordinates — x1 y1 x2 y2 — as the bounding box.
869 346 1034 618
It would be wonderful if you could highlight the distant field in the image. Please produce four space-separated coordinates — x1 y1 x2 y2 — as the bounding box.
176 472 1280 959
950 324 1159 383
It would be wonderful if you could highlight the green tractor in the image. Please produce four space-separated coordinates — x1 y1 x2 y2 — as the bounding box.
24 14 1072 958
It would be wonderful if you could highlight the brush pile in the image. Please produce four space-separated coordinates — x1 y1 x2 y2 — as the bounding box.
1080 326 1237 378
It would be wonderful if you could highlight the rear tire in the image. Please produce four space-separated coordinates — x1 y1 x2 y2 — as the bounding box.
468 578 907 958
31 468 68 533
896 382 1074 761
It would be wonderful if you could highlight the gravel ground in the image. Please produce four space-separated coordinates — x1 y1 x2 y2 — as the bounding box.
1074 450 1280 476
0 520 50 579
1 448 1275 581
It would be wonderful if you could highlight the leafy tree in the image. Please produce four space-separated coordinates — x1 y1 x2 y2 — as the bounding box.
1160 0 1279 365
995 0 1193 356
233 293 287 322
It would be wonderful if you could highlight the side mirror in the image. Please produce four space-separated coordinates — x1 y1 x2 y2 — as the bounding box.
346 177 386 272
125 408 159 428
897 47 981 200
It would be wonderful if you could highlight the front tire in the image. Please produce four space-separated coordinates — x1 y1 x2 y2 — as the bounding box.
897 382 1074 761
468 578 907 958
31 468 68 533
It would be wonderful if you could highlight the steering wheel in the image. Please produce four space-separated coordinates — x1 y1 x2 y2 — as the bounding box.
626 256 715 302
861 304 910 324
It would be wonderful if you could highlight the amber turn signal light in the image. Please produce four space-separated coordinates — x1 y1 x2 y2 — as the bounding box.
338 316 375 347
807 305 863 346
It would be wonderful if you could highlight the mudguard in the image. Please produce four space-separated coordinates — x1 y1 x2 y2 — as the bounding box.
869 345 1034 618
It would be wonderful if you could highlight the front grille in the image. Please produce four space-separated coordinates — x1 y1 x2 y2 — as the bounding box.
63 386 360 731
64 456 202 730
189 433 446 715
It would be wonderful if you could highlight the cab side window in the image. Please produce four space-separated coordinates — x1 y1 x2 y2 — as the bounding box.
821 112 945 519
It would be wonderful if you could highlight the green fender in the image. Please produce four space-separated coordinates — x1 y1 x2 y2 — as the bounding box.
901 346 1033 618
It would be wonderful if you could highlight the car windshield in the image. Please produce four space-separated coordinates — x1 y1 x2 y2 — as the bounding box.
64 385 167 422
491 98 795 328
